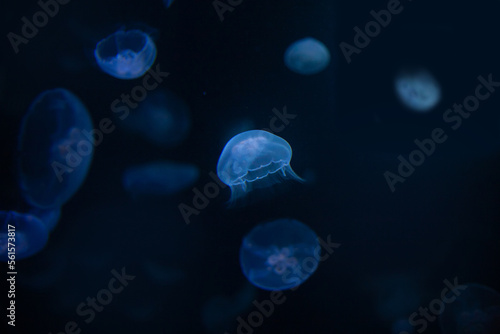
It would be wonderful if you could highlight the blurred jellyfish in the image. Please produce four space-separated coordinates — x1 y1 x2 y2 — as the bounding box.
18 88 94 208
284 37 330 75
217 130 303 204
28 206 61 232
239 218 319 291
123 161 200 197
392 318 415 334
164 0 175 8
367 272 422 323
94 29 157 79
395 67 441 112
202 284 257 333
0 211 49 261
439 283 500 334
143 259 185 286
121 90 191 147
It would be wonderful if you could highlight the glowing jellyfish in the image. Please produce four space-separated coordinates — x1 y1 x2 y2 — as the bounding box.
439 283 500 334
284 37 330 75
123 161 200 197
239 219 319 291
0 211 49 261
94 29 157 79
121 90 191 147
28 206 61 232
217 130 303 203
395 68 441 112
18 88 94 208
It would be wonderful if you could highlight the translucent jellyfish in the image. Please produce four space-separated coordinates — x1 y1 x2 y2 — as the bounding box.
239 219 319 291
28 206 61 232
217 130 303 203
394 67 441 112
0 211 49 261
439 283 500 334
94 29 157 79
18 88 94 208
121 90 191 147
142 259 185 286
284 37 330 75
122 161 200 197
202 284 256 333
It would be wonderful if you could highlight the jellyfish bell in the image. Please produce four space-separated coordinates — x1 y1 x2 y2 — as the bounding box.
284 37 331 75
394 67 441 112
239 218 319 291
439 283 500 334
94 29 157 80
217 130 303 205
0 211 49 261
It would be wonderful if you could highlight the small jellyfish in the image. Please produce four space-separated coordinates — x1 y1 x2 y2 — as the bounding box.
94 29 157 80
394 67 441 112
239 219 319 291
439 283 500 334
0 211 49 261
28 206 61 232
123 161 200 197
121 90 191 147
284 37 330 75
18 88 94 209
217 130 303 204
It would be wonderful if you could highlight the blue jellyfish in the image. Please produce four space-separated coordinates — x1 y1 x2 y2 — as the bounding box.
239 219 319 291
122 161 200 197
18 88 94 209
394 67 441 112
284 37 331 75
217 130 303 203
94 29 157 80
121 90 191 147
164 0 175 8
0 211 49 261
202 284 256 333
28 206 61 232
439 283 500 334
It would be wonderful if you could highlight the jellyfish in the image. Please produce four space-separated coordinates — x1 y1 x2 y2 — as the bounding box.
439 283 500 334
18 88 94 209
94 29 157 80
28 206 61 232
142 260 185 286
239 219 319 291
121 90 191 147
164 0 175 8
0 211 49 261
122 161 200 197
202 283 257 333
394 67 441 112
217 130 303 204
284 37 330 75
